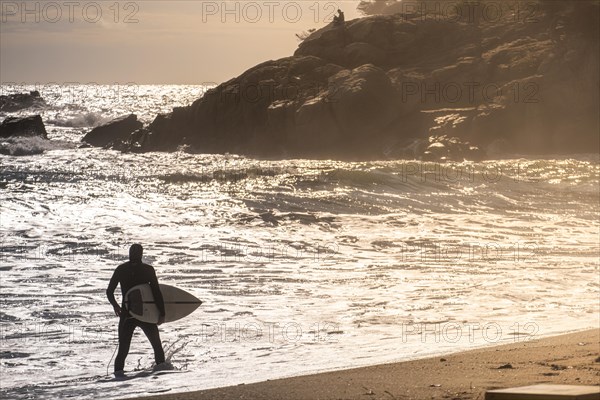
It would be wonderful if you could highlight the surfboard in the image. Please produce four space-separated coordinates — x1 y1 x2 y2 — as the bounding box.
124 284 202 324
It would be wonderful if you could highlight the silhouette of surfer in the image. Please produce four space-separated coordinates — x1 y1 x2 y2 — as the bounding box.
107 244 167 377
333 9 345 25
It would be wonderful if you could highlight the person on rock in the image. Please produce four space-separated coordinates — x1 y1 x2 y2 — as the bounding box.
333 9 345 25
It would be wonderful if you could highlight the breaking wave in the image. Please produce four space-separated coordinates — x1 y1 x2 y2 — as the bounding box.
0 136 73 156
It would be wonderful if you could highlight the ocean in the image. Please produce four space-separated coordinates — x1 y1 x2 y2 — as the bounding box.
1 84 598 399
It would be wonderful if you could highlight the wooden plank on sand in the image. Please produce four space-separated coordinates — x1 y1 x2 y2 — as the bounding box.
486 384 600 400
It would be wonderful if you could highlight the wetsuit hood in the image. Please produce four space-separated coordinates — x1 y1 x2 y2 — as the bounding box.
129 244 143 262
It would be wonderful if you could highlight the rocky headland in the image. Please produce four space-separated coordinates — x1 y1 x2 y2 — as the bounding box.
84 1 599 161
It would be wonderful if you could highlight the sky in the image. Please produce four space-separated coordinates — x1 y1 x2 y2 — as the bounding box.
0 1 363 85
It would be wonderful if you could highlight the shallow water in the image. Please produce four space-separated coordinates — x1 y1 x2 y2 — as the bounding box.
0 85 598 399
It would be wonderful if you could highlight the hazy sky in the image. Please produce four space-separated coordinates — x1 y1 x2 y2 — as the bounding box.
1 1 362 85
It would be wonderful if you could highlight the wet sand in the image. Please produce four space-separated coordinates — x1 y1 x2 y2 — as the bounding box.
129 329 599 400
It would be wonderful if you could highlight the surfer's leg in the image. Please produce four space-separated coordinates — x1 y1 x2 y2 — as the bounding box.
115 317 136 372
139 322 165 365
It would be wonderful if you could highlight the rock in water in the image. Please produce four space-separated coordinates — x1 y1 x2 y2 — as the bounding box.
82 114 143 148
0 91 46 112
0 115 47 139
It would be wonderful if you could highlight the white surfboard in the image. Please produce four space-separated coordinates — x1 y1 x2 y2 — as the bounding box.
125 284 202 324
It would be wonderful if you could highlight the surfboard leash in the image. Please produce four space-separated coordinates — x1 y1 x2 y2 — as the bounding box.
106 340 119 377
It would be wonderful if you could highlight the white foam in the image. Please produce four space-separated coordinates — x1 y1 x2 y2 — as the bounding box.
0 136 72 156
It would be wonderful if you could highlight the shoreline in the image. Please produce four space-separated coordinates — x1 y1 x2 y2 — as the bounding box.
129 328 599 400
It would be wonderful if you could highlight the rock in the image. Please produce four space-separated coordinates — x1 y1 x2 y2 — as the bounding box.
295 24 349 66
550 364 568 371
0 91 46 112
343 42 386 68
292 95 342 156
108 127 152 153
82 114 143 148
112 1 599 159
347 16 395 49
328 64 397 147
498 363 514 369
296 17 394 68
0 115 47 139
140 56 343 157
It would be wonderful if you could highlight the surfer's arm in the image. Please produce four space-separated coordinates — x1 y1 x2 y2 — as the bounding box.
106 268 121 311
149 269 166 317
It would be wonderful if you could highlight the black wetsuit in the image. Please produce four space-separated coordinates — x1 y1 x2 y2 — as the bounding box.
106 261 166 372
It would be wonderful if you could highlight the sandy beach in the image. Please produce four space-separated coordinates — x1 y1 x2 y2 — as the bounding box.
129 329 599 400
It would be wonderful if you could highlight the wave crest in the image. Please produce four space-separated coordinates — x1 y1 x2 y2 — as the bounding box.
0 137 70 156
47 112 109 128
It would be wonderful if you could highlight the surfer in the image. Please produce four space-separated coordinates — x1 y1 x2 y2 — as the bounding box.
106 244 167 377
